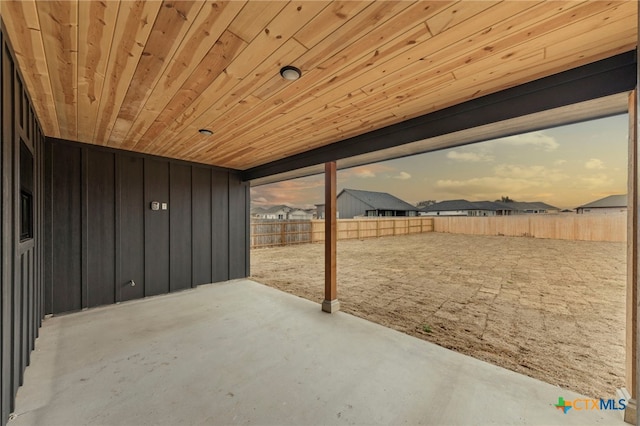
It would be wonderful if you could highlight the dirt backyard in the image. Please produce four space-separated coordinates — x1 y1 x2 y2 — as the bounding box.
250 232 626 399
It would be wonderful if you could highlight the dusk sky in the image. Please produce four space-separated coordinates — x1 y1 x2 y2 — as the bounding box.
250 114 628 210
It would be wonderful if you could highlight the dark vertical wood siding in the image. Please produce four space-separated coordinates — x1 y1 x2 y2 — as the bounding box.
144 159 170 297
1 43 15 418
0 25 46 424
118 155 145 302
228 174 248 279
169 163 192 291
43 139 248 315
192 167 212 286
212 170 229 282
43 142 52 315
86 150 115 308
50 143 82 313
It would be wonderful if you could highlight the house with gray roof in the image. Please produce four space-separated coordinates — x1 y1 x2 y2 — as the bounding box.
576 194 627 214
421 199 559 216
420 200 514 216
336 189 418 218
252 204 314 220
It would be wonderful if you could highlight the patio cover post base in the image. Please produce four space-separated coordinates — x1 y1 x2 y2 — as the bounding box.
322 299 340 313
617 388 635 424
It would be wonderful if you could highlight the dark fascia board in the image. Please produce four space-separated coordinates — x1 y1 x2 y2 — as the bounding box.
242 50 637 182
46 137 242 175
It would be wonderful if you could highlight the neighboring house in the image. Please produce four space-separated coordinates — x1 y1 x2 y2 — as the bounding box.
289 209 314 220
337 189 418 218
576 194 627 214
420 200 514 216
252 205 314 220
252 205 293 219
250 206 267 218
495 201 560 214
420 199 559 216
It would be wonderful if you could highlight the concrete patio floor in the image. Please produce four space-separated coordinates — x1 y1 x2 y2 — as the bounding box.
9 280 625 426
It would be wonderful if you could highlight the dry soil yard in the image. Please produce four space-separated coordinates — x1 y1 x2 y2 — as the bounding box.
250 232 626 399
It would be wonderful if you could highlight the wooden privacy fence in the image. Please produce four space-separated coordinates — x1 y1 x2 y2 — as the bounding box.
432 214 626 242
311 217 435 242
251 217 435 248
251 220 313 248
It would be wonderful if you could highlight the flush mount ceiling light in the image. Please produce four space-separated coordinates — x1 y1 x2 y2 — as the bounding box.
279 65 301 81
198 129 214 136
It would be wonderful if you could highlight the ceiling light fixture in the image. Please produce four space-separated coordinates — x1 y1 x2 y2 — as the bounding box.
198 129 213 136
280 65 301 81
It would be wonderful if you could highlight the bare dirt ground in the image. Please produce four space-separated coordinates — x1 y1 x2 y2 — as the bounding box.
250 232 626 399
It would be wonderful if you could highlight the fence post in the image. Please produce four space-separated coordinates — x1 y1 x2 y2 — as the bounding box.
280 221 286 246
357 220 361 239
311 221 315 243
393 219 397 236
376 219 380 238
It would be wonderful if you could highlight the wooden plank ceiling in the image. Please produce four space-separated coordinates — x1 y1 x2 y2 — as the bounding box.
1 0 637 171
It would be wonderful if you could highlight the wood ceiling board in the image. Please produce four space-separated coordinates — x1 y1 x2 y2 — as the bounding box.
1 0 59 136
162 1 419 156
226 1 287 44
131 29 248 152
77 0 119 142
108 1 205 144
36 0 78 140
186 1 550 160
143 1 328 152
0 0 636 172
121 1 246 148
360 1 591 96
425 0 498 36
151 37 308 157
293 1 371 50
94 0 163 145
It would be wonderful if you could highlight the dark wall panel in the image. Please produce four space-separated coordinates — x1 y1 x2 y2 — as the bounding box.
1 25 46 424
169 163 192 291
212 170 229 282
144 159 170 297
43 142 52 315
228 173 247 279
191 167 211 286
86 150 115 308
118 154 144 302
1 42 13 420
45 142 248 311
51 143 82 313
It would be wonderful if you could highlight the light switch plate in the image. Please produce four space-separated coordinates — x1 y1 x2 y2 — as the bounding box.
161 203 168 210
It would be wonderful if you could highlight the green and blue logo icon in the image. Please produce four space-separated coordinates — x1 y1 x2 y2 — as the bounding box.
554 396 626 414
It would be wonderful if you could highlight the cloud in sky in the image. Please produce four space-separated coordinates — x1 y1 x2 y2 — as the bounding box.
339 164 393 180
354 169 376 178
580 173 614 189
435 164 567 200
490 131 559 151
585 158 605 170
436 176 549 195
393 171 411 180
250 177 324 208
493 164 566 181
554 159 567 166
446 150 494 162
